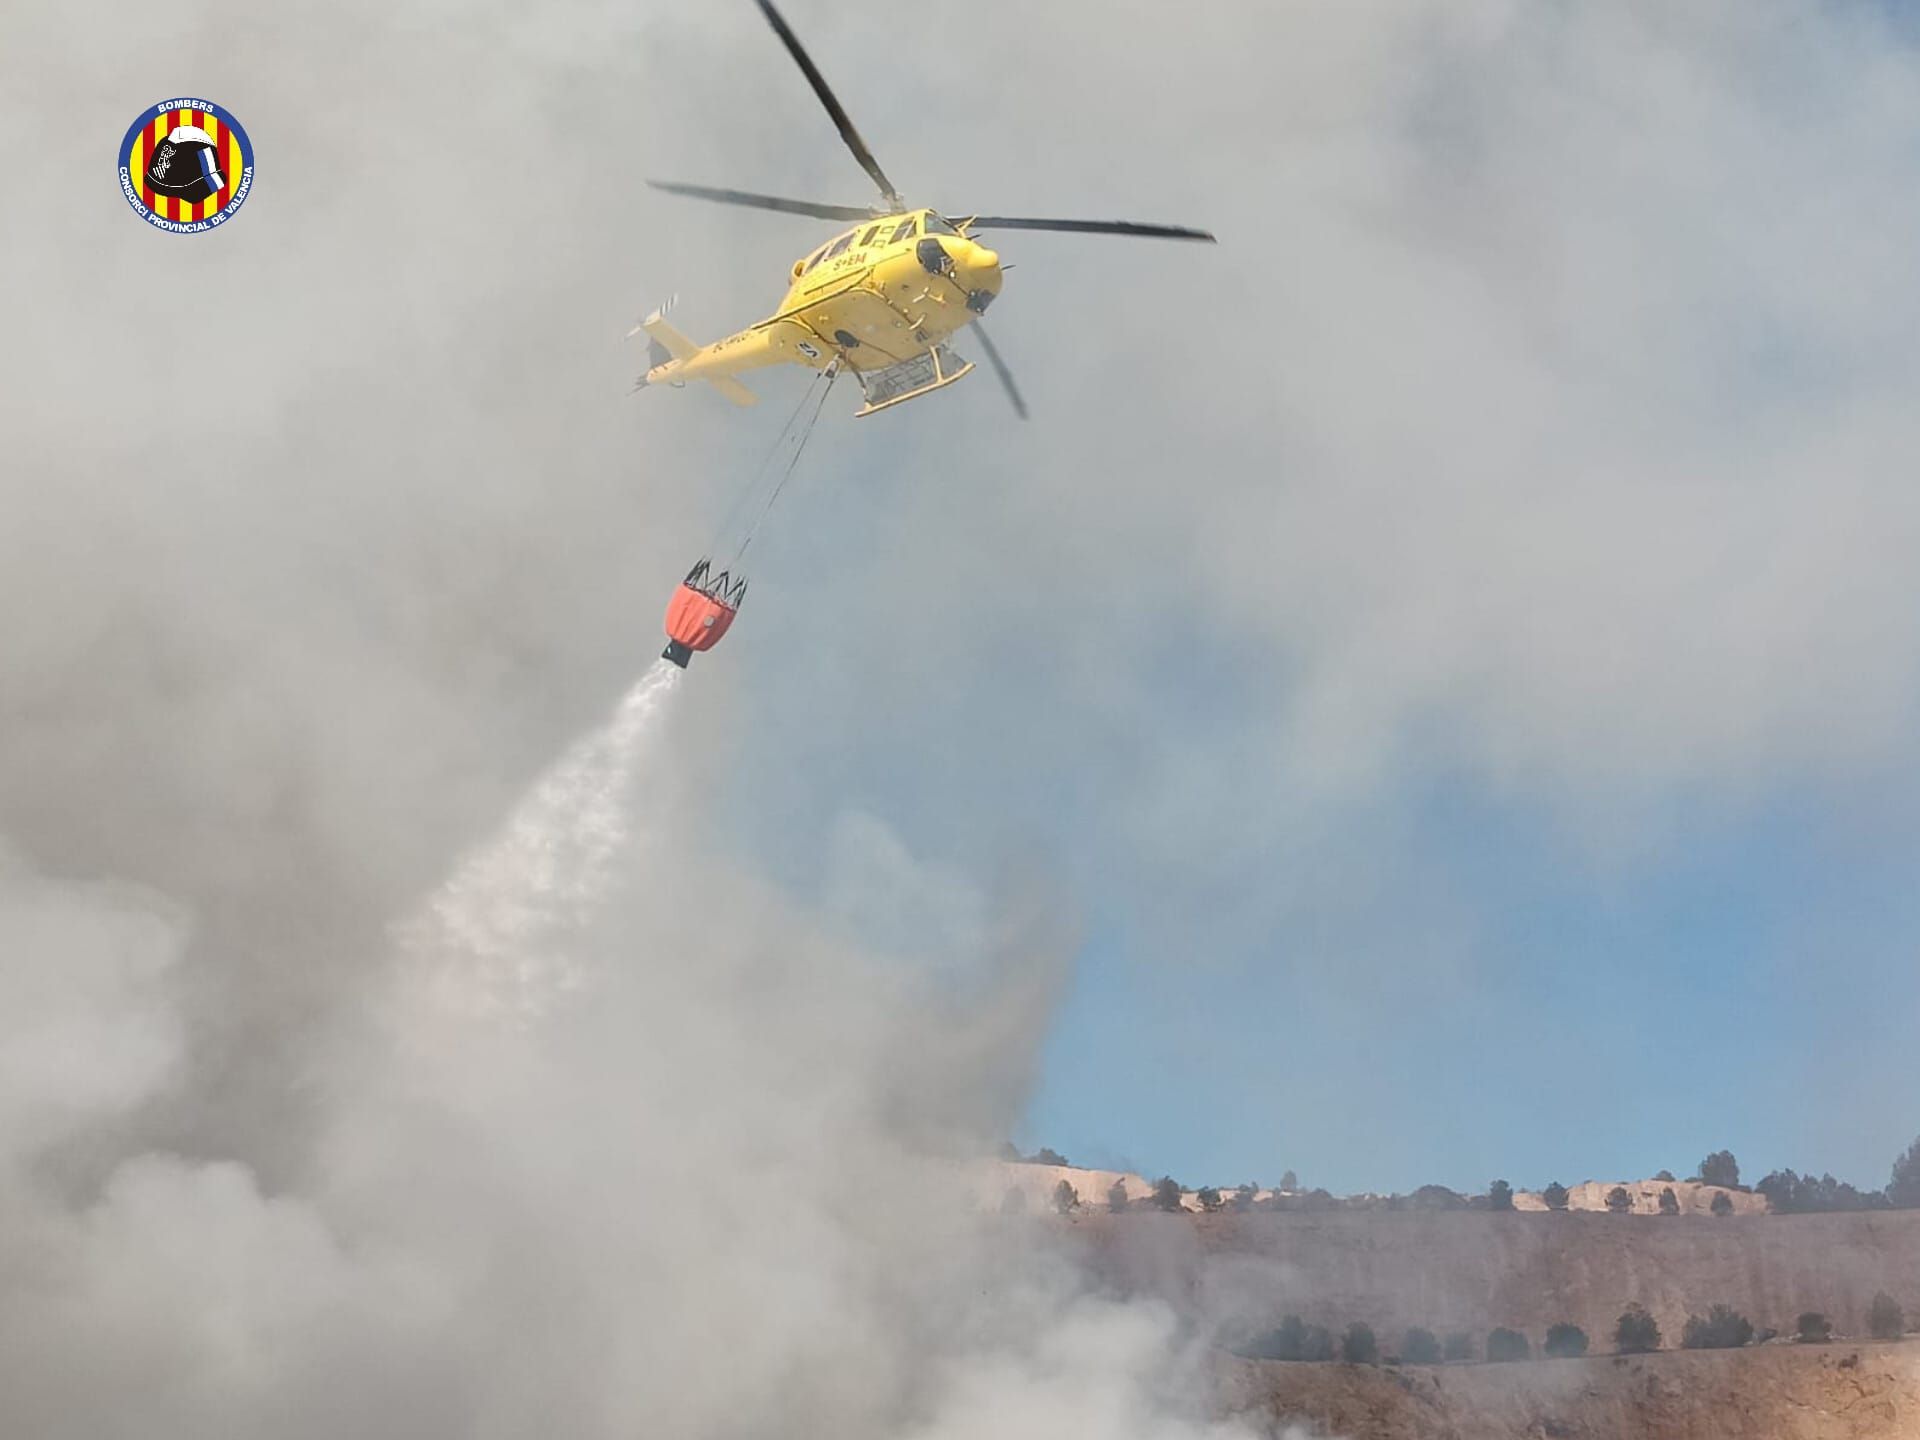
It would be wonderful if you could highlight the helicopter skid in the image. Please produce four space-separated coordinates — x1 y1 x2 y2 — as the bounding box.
852 342 973 417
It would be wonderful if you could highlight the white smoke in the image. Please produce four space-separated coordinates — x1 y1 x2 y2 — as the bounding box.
0 652 1268 1438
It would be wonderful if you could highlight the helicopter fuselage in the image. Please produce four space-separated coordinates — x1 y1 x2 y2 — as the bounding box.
640 209 1002 408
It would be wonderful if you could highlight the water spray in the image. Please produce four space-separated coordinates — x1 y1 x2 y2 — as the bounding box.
396 659 681 1022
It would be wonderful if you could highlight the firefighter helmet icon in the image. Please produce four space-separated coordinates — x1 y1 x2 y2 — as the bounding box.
119 99 253 232
146 123 226 203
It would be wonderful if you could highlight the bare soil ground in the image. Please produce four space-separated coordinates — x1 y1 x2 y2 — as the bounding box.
1212 1341 1920 1440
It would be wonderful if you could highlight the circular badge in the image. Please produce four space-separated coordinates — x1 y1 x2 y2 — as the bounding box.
118 99 253 233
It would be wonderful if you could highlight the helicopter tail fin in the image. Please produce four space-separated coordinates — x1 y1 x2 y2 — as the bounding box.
632 296 700 361
629 297 758 407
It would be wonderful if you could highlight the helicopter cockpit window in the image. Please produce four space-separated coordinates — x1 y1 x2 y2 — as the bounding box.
924 212 961 236
801 245 829 273
889 217 918 243
859 224 881 246
824 231 856 261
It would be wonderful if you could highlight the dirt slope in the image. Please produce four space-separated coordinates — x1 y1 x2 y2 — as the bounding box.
1064 1209 1920 1349
1213 1343 1920 1440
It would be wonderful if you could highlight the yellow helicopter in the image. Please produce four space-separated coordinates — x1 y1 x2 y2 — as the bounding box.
633 0 1215 419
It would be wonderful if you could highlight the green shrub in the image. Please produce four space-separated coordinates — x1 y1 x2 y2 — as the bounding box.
1487 1328 1530 1363
1544 1323 1589 1358
1869 1293 1906 1340
1796 1313 1831 1344
1681 1304 1753 1350
1616 1305 1662 1354
1246 1315 1336 1363
1401 1328 1441 1365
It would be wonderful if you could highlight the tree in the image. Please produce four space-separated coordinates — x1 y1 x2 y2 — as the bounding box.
1232 1183 1258 1212
1247 1315 1335 1363
1000 1185 1028 1215
1401 1328 1442 1365
1796 1312 1832 1344
1543 1182 1570 1212
1243 1319 1296 1361
1106 1180 1129 1213
1489 1179 1514 1212
1443 1331 1476 1363
1654 1170 1677 1183
1890 1137 1920 1209
1544 1323 1590 1358
1757 1169 1799 1212
1681 1305 1753 1350
997 1141 1022 1161
1759 1169 1887 1214
1032 1146 1069 1167
1196 1186 1223 1212
1486 1328 1530 1363
1052 1179 1080 1215
1150 1176 1184 1213
1342 1323 1379 1365
1605 1186 1632 1214
1616 1305 1662 1354
1659 1187 1680 1216
1279 1170 1299 1193
1410 1184 1465 1211
1710 1191 1733 1217
1869 1292 1906 1340
1698 1151 1740 1189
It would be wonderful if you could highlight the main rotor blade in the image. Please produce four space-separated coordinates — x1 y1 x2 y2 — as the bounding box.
970 322 1028 421
647 180 875 221
753 0 902 206
966 216 1217 242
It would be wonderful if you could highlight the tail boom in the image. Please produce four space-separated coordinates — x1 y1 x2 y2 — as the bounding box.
631 301 778 408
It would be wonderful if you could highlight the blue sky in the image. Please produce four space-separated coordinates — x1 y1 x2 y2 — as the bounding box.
1022 786 1920 1196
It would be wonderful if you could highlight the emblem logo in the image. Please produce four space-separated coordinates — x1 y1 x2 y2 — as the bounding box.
119 99 253 233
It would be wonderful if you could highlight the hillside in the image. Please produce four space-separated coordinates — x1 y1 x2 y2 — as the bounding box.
1212 1342 1920 1440
983 1163 1764 1217
1058 1208 1920 1349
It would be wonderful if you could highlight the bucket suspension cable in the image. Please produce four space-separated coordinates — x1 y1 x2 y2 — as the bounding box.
733 362 838 565
706 367 829 554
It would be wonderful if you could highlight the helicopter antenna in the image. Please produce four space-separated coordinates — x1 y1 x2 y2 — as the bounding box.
752 0 903 209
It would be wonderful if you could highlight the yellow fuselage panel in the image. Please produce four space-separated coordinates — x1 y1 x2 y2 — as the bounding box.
643 213 1003 389
764 217 1002 373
